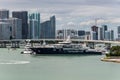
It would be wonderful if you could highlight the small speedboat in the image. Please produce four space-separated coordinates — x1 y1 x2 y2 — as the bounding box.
21 39 33 54
21 49 33 54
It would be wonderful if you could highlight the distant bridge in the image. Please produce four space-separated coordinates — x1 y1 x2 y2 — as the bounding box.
0 39 120 44
10 39 120 44
0 39 119 48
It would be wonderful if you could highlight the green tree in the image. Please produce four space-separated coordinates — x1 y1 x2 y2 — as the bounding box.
109 46 120 56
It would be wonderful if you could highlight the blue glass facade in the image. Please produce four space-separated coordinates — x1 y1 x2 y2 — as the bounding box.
29 12 40 39
50 16 56 39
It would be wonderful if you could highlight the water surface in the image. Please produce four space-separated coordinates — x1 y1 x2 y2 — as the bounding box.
0 48 119 80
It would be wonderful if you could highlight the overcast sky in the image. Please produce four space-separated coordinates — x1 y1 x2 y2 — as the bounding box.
0 0 120 31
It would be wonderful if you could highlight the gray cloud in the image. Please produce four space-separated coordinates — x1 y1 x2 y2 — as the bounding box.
0 0 120 30
0 0 119 8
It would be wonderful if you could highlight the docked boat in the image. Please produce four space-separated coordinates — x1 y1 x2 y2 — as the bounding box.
30 37 102 55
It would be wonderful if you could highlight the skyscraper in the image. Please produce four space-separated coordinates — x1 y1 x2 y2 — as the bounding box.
12 11 28 39
98 27 103 40
29 19 38 39
0 22 11 40
105 31 110 41
8 18 22 39
102 25 107 40
0 9 9 19
91 25 98 40
50 16 56 39
0 18 22 39
40 16 56 39
118 26 120 40
110 30 114 41
91 31 97 40
28 12 40 39
41 21 51 39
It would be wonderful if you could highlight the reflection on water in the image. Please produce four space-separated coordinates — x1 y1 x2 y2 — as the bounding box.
31 53 101 57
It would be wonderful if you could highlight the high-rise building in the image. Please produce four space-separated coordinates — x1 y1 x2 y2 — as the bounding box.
102 25 107 40
57 30 64 39
57 29 78 39
12 11 28 39
0 9 9 19
85 31 91 40
91 31 97 40
0 22 11 40
0 18 22 39
50 16 56 39
104 31 110 41
98 27 103 40
8 18 22 39
29 19 38 39
29 12 40 39
40 16 56 39
78 30 85 36
118 26 120 40
110 30 114 41
41 21 51 39
91 25 98 40
91 25 98 32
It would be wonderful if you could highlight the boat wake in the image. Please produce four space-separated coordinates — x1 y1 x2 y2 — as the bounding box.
0 60 30 64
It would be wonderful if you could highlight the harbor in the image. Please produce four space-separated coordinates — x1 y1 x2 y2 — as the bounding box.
0 39 112 55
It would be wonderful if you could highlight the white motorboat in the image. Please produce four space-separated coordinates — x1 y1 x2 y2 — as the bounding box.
21 40 33 54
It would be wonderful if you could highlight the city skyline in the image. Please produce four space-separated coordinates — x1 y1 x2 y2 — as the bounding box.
0 0 120 39
0 9 118 40
0 9 56 40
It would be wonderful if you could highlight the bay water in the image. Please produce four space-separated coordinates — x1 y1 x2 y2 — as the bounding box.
0 48 119 80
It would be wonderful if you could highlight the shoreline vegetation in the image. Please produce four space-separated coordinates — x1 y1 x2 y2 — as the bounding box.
101 46 120 63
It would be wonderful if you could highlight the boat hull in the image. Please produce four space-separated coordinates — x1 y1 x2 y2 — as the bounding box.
30 47 102 55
